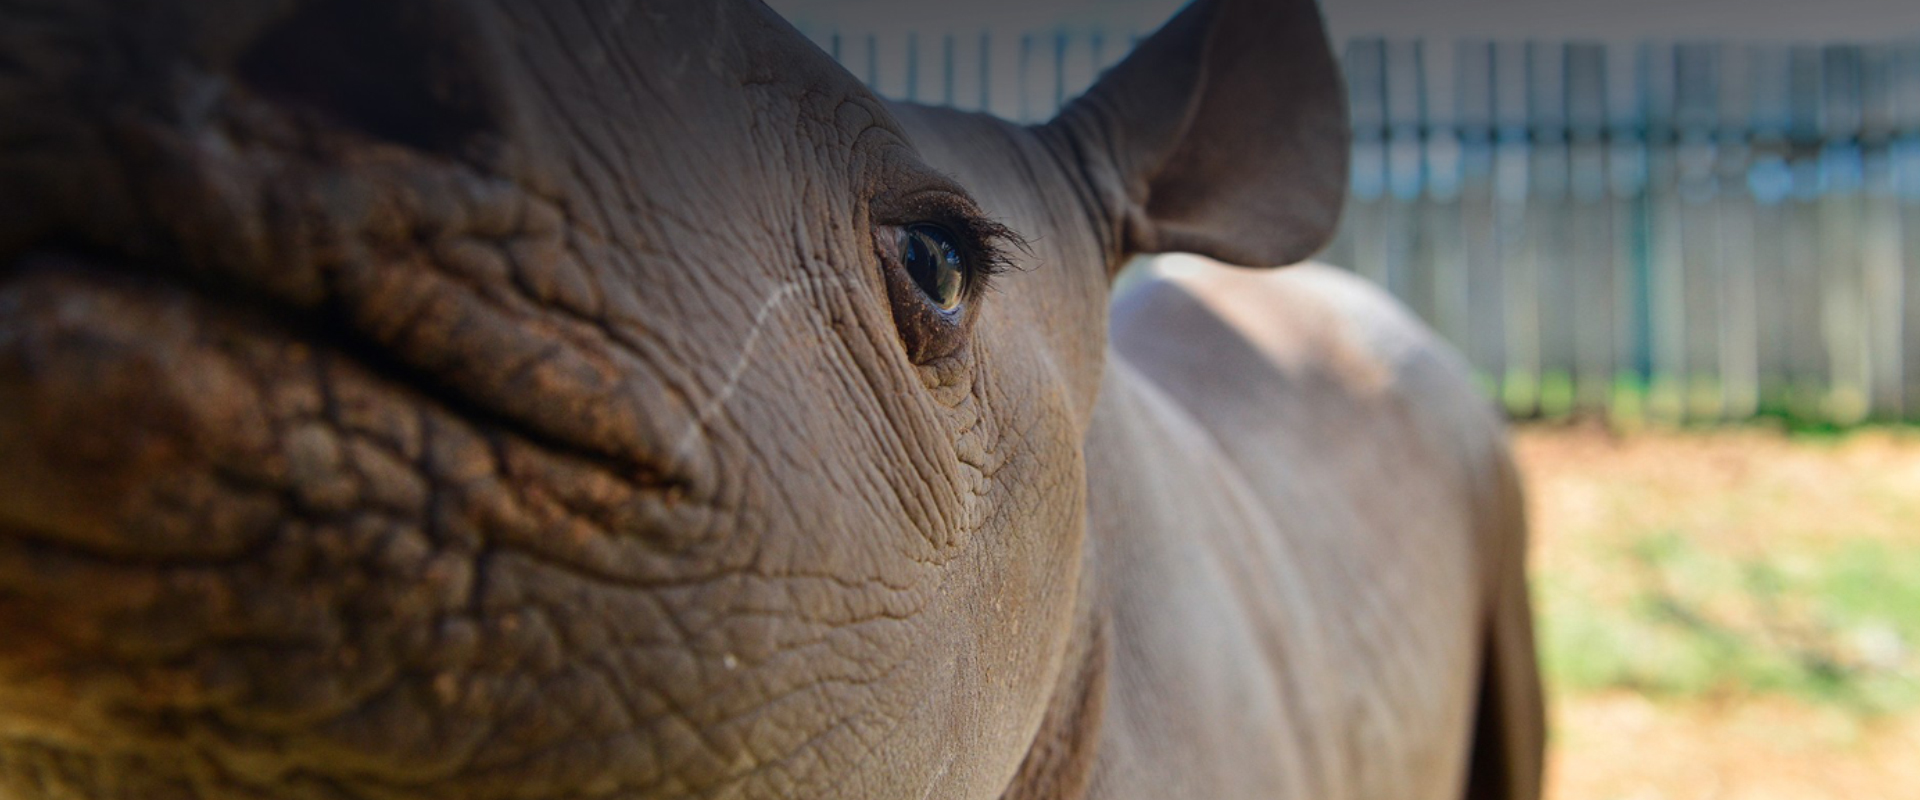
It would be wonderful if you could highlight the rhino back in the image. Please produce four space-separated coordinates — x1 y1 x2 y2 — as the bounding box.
1086 258 1517 800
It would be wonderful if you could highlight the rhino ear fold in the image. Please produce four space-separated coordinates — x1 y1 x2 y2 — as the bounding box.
1045 0 1349 271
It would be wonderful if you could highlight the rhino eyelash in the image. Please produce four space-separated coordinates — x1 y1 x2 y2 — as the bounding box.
874 183 1029 301
945 214 1028 301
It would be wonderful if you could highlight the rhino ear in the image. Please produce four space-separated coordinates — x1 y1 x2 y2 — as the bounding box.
1044 0 1349 271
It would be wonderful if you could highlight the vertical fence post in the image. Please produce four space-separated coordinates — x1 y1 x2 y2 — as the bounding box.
1058 30 1098 107
1748 45 1796 415
1052 31 1068 115
1345 40 1391 288
1860 46 1905 419
1607 42 1653 421
1017 33 1033 122
1895 44 1920 418
1459 41 1506 392
1494 42 1539 414
1675 44 1725 421
1715 46 1761 420
1781 46 1828 420
1386 40 1426 301
1425 40 1474 353
1528 42 1574 416
1567 43 1615 413
941 34 955 107
979 31 992 112
905 33 919 101
1643 43 1691 423
1822 46 1871 424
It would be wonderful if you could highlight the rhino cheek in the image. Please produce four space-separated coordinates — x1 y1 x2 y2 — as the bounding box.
642 313 1088 799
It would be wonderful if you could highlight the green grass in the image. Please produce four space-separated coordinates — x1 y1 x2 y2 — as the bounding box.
1539 532 1920 716
1483 369 1920 432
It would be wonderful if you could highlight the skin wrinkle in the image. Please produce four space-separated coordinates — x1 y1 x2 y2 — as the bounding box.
480 410 936 798
453 671 629 791
468 242 685 455
668 273 837 467
868 219 994 545
456 24 711 439
532 222 609 325
560 5 679 224
994 119 1105 265
809 551 979 799
123 337 687 786
1028 117 1122 268
785 652 949 800
480 451 719 585
786 258 972 559
625 80 821 429
814 332 935 541
953 354 1003 531
588 667 731 797
633 573 927 674
1 316 458 759
1054 94 1138 265
697 647 923 796
916 751 958 800
306 169 690 483
595 644 888 797
510 1 643 241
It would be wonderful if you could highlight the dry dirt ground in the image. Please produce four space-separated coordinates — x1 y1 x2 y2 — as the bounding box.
1512 423 1920 800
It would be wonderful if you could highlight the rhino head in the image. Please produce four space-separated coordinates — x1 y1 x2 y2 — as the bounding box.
0 0 1346 797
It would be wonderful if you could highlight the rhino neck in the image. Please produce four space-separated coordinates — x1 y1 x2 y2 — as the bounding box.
998 563 1110 800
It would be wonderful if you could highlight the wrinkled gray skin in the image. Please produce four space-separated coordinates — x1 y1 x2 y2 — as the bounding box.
0 1 1543 798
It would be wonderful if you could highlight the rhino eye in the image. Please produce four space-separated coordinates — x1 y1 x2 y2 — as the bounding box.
896 223 967 311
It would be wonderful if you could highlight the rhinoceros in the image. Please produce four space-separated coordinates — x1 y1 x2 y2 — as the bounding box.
0 0 1543 798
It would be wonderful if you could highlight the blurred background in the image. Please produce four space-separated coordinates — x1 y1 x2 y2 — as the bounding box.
771 1 1920 797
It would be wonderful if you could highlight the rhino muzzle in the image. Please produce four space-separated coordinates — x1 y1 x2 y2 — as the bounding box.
0 2 745 795
0 252 768 799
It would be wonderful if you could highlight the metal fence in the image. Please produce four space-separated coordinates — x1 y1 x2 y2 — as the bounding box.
808 27 1920 425
805 28 1138 122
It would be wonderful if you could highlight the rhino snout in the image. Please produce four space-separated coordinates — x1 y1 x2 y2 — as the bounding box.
0 251 726 799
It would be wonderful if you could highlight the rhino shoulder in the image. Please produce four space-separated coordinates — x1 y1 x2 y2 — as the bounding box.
1111 255 1498 444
